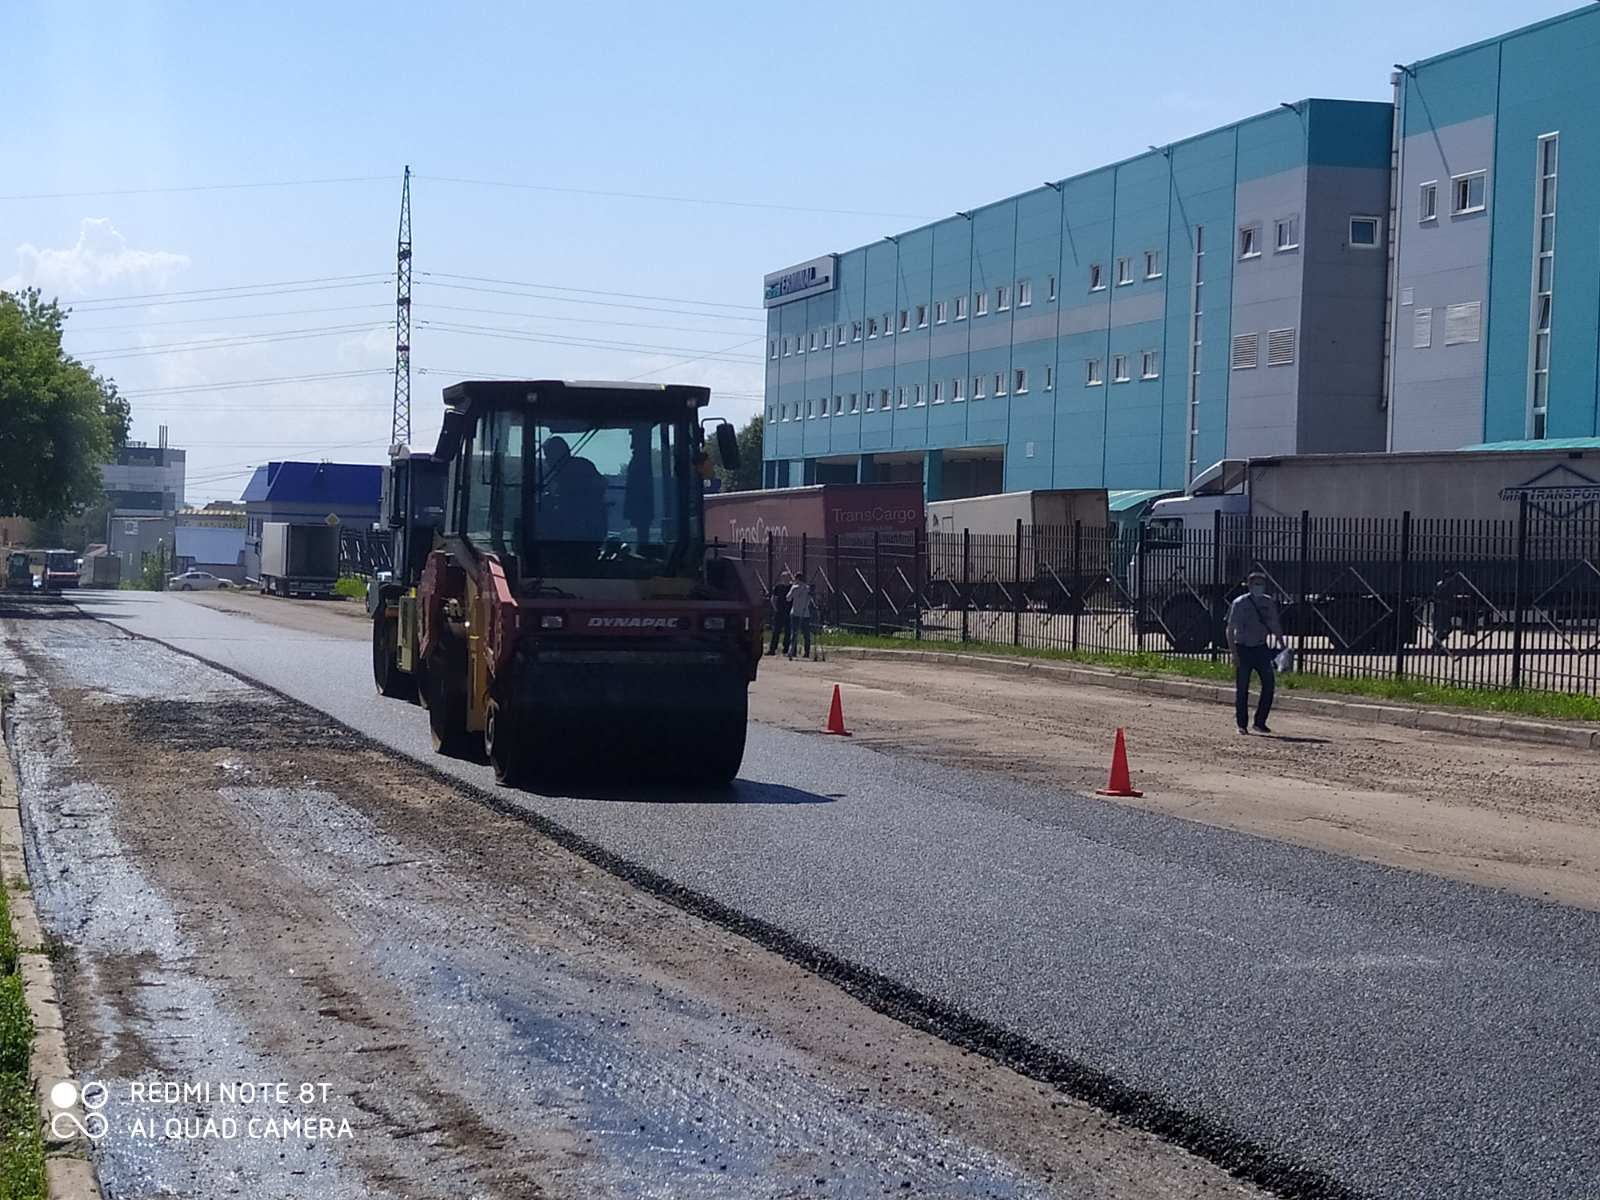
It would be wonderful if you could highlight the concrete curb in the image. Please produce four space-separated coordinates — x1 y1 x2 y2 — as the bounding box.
0 694 104 1198
819 646 1600 753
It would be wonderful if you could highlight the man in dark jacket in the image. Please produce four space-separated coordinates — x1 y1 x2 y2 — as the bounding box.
767 571 792 657
1226 571 1285 734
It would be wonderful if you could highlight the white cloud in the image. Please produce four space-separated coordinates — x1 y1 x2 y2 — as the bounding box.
6 217 190 295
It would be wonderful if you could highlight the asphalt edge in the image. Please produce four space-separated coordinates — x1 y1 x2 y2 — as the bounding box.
66 603 1371 1200
818 645 1600 752
0 691 103 1200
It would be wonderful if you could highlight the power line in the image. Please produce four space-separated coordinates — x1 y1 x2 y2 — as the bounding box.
417 281 763 323
422 302 763 336
63 303 391 334
420 321 763 362
416 174 927 220
421 272 754 312
64 273 390 306
62 280 393 314
76 322 389 360
0 176 391 202
627 337 769 381
121 368 391 397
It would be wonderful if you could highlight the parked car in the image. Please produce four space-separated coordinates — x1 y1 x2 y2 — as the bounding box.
168 570 232 592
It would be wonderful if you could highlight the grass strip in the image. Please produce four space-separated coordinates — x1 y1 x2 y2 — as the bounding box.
818 630 1600 724
0 863 46 1199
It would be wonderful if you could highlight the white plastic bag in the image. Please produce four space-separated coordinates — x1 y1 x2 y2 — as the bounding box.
1274 644 1294 674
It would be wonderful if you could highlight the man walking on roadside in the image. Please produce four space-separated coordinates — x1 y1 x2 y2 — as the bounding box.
767 571 792 657
1226 571 1285 735
786 571 815 661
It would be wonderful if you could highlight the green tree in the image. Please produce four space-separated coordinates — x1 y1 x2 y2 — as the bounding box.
0 288 130 524
713 414 764 492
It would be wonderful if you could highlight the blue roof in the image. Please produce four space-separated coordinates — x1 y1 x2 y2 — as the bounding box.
175 526 246 564
1460 438 1600 453
237 461 382 507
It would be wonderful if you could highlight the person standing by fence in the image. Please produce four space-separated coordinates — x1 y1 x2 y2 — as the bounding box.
768 571 792 657
1226 571 1285 734
787 571 815 661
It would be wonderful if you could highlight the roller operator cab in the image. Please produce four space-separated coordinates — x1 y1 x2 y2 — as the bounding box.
372 379 762 786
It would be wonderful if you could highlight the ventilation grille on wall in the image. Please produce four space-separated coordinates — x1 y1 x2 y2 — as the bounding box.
1230 332 1259 369
1267 327 1297 366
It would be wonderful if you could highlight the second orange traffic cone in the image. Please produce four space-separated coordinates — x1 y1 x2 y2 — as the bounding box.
823 685 852 736
1095 728 1143 797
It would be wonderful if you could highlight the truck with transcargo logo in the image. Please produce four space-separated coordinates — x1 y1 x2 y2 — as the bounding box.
704 482 924 548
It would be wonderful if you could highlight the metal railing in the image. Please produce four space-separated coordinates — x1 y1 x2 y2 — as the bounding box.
715 499 1600 698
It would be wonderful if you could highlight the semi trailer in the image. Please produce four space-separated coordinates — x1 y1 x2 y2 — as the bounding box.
258 522 340 597
369 379 764 786
705 482 924 547
1136 445 1600 651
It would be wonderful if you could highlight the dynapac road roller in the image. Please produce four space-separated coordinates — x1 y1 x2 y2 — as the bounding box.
369 379 764 785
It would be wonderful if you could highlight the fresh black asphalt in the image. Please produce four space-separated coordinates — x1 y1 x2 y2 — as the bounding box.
69 590 1600 1199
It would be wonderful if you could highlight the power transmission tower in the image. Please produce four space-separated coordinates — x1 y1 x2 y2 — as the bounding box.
390 165 412 451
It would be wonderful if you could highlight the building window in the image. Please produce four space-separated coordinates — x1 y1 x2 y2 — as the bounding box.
1140 350 1159 379
897 387 908 408
1275 216 1299 251
879 388 890 409
883 312 892 335
1239 224 1261 259
1014 368 1028 393
767 406 776 422
820 396 830 418
899 309 910 332
782 337 791 356
996 285 1010 311
849 392 859 413
1445 301 1482 345
1420 182 1438 223
932 381 943 404
973 374 987 399
808 398 817 418
1045 365 1054 390
1017 279 1032 307
769 340 778 360
954 295 968 320
1452 171 1487 215
809 330 818 351
1231 332 1260 369
934 301 947 324
1348 216 1381 248
1116 257 1133 285
975 290 988 317
796 335 805 355
952 376 965 401
1267 328 1296 366
1144 250 1162 279
822 327 831 349
1112 354 1129 383
835 394 845 415
916 303 927 328
1531 133 1558 439
913 383 925 406
852 321 863 342
991 372 1004 396
1086 358 1103 386
836 323 846 344
866 317 878 338
1047 274 1056 301
1089 263 1105 291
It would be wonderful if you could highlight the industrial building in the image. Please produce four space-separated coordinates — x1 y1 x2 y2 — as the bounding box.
101 431 186 516
239 461 382 580
762 5 1600 498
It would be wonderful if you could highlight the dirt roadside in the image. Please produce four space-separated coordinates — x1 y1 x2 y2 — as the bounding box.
180 589 1600 911
2 611 1258 1199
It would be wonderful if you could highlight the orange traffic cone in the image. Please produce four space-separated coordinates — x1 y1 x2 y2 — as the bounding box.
1095 728 1143 797
823 685 852 736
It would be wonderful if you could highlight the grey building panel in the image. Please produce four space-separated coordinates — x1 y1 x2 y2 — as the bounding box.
1297 163 1391 453
1107 289 1166 329
1226 168 1308 457
1389 113 1495 450
966 321 1015 353
1059 305 1112 337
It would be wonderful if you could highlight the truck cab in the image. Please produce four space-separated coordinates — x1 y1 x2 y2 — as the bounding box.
43 549 81 591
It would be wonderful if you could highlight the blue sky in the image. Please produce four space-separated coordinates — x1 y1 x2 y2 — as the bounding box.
1 0 1577 500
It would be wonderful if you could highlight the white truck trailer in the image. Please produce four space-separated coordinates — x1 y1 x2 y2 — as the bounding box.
258 522 340 598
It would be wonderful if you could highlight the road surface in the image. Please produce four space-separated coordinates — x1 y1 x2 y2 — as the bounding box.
14 588 1600 1198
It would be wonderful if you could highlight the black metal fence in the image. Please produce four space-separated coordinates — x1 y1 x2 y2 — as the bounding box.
715 499 1600 698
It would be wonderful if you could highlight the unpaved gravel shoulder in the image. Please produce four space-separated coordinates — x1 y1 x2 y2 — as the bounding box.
752 658 1600 910
2 611 1261 1200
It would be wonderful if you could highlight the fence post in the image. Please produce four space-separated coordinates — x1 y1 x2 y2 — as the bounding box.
1211 509 1224 662
1297 509 1310 673
961 529 971 644
1135 521 1147 653
873 530 882 636
1013 517 1024 646
831 532 841 628
913 528 924 642
1394 511 1411 680
766 532 774 593
1070 520 1082 653
1511 494 1529 689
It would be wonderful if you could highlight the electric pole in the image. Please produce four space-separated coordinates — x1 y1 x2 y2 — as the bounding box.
391 165 412 451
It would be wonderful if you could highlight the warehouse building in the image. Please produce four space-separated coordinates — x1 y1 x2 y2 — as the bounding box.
1387 6 1600 448
762 5 1600 497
